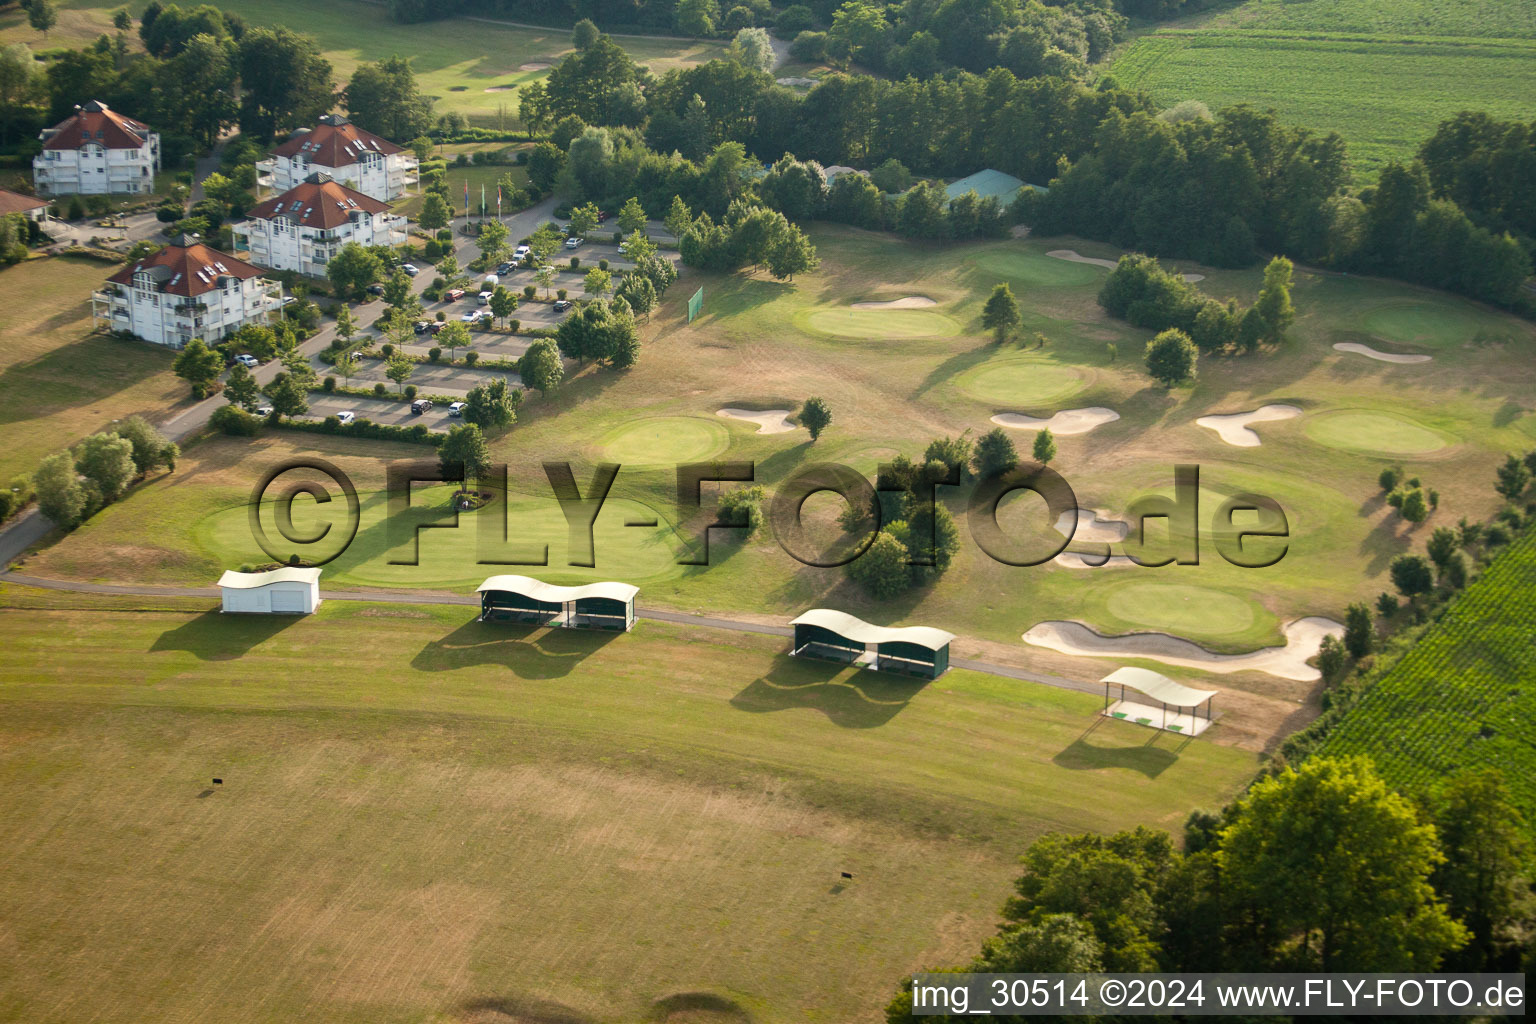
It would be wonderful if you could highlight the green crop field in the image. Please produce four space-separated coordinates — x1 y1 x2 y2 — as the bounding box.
1109 31 1536 176
1318 523 1536 825
0 0 727 130
0 588 1258 1023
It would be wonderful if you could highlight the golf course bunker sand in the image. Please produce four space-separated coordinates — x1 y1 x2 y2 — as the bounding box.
850 296 937 310
716 408 796 434
992 408 1120 435
1022 617 1345 682
483 85 515 92
518 62 552 71
1047 249 1204 283
1195 404 1302 447
1053 552 1139 569
1053 508 1129 543
1333 341 1432 364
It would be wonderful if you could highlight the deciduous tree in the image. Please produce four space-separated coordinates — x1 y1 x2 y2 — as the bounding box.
800 396 831 440
981 282 1021 343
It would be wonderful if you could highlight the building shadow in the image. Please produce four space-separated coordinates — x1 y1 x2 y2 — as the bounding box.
730 657 929 728
411 616 619 679
1051 719 1182 778
150 610 301 661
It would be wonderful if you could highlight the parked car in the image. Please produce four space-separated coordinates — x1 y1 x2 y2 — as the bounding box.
336 411 355 425
513 245 530 260
496 261 514 275
482 274 499 288
596 209 610 222
365 283 385 297
617 241 630 255
445 288 465 301
234 354 259 368
460 310 486 323
564 236 581 249
477 290 493 305
428 321 446 335
552 299 572 313
448 401 467 417
410 399 433 414
401 263 419 277
413 320 430 335
255 405 273 417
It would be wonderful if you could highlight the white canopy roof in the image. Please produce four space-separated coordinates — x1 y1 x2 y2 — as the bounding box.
1102 667 1216 707
476 575 638 604
218 566 321 589
790 609 956 651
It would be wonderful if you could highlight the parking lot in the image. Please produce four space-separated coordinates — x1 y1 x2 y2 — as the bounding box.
304 394 462 432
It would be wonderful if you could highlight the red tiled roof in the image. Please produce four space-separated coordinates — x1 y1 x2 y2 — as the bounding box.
107 239 266 298
245 175 390 229
270 116 403 168
0 188 48 214
42 100 152 152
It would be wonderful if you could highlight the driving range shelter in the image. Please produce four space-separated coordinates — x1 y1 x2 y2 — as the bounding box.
476 575 638 631
789 609 956 679
1101 666 1216 736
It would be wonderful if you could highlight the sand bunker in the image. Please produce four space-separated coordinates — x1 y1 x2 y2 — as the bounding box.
992 408 1120 435
1022 616 1344 682
1053 552 1139 569
1333 342 1432 364
1195 404 1302 447
519 62 551 72
1053 508 1129 543
849 296 937 310
1047 249 1204 283
716 408 796 434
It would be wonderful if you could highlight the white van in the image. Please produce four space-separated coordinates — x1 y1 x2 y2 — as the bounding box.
478 290 493 305
482 274 499 289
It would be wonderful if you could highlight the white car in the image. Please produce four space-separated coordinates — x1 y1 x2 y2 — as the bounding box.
513 245 530 259
234 354 259 368
564 236 581 249
335 411 355 425
477 290 493 305
255 405 273 417
460 310 486 323
448 401 467 417
401 263 419 276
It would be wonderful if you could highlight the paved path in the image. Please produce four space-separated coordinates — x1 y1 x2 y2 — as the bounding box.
0 571 1099 697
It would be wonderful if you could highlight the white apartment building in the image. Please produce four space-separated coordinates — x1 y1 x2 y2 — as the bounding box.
256 114 418 202
92 235 284 350
33 100 160 196
233 173 407 275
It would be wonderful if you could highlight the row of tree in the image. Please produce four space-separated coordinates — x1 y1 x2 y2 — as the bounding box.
1100 253 1295 354
33 416 177 530
888 758 1532 1022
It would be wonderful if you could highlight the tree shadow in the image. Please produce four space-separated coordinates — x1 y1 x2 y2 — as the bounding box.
648 993 753 1023
456 994 593 1024
1051 720 1182 779
1492 400 1528 428
411 617 619 679
907 339 996 400
730 657 928 729
150 610 302 661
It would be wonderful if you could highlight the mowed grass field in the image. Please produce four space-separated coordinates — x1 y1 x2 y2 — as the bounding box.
1109 0 1536 177
0 0 727 130
26 227 1536 751
0 587 1258 1023
1319 522 1536 825
0 256 184 484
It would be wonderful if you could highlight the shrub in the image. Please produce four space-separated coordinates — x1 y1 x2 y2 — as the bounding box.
598 258 609 271
0 490 14 522
373 382 388 397
426 346 441 362
569 256 580 269
404 384 418 400
1378 466 1402 491
381 343 394 357
210 404 260 436
323 376 336 392
557 288 567 300
464 351 479 366
508 319 520 334
522 284 536 300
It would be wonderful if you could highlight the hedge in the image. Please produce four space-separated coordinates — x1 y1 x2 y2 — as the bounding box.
279 416 443 447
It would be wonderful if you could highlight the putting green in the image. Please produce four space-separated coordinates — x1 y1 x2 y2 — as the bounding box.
1304 410 1450 455
1360 302 1486 349
796 307 961 340
969 249 1100 287
957 360 1087 407
598 416 730 465
1103 583 1257 637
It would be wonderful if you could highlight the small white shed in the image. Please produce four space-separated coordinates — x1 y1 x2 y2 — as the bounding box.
218 567 322 615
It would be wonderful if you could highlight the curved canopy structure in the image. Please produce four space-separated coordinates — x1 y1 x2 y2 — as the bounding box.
217 567 321 589
477 575 637 631
1101 667 1216 707
789 609 955 652
476 575 638 604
